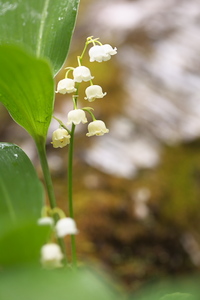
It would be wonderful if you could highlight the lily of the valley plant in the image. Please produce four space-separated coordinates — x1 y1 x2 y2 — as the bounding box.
40 36 117 269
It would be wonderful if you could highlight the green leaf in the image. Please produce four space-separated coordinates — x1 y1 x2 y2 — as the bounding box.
159 293 195 300
0 0 80 75
0 217 50 266
0 267 120 300
0 143 44 221
129 278 199 300
0 45 54 142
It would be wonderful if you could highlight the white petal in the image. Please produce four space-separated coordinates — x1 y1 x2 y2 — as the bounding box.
67 109 87 125
89 45 106 62
56 78 76 94
52 128 70 148
56 218 78 238
73 66 93 83
41 243 63 268
102 44 117 56
86 120 109 137
85 85 106 102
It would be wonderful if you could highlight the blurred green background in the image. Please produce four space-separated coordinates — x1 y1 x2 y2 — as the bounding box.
1 0 200 292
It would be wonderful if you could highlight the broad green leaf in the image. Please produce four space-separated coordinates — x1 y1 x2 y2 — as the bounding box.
0 217 50 266
0 0 80 75
129 278 199 300
0 45 54 142
0 267 119 300
0 143 44 220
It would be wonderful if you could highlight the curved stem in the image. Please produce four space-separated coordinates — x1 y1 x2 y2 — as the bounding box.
82 108 96 121
68 123 77 268
78 36 96 65
79 42 88 63
53 116 71 134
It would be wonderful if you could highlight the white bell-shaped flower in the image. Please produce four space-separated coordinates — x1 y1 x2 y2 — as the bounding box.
101 44 117 56
85 85 106 102
52 128 70 148
41 243 63 268
37 217 54 226
67 109 87 125
86 120 109 137
56 78 76 94
73 66 94 83
89 44 117 62
56 218 78 238
89 45 110 62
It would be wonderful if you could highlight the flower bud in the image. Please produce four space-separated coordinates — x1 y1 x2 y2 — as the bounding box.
41 243 63 268
73 66 94 83
86 120 109 137
85 85 106 102
56 78 76 94
51 128 70 148
67 109 87 125
37 217 54 226
56 218 78 238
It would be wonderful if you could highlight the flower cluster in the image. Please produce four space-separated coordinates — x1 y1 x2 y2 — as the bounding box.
52 36 117 148
38 214 78 268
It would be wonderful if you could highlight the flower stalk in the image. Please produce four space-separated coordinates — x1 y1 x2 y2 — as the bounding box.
67 123 77 268
36 139 56 209
36 139 68 263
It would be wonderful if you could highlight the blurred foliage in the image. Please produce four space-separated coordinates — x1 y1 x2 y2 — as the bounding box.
1 263 200 300
0 266 121 300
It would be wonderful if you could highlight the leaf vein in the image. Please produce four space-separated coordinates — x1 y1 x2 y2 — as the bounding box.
36 0 50 57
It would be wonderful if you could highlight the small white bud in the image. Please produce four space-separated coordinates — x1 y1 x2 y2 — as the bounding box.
56 78 76 94
86 120 109 137
41 243 63 268
56 218 78 238
51 128 70 148
85 85 106 102
37 217 54 226
67 109 87 125
73 66 94 83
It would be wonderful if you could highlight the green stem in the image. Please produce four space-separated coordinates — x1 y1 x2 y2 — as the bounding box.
79 42 88 63
65 68 74 78
36 138 68 263
83 108 96 121
37 140 57 209
72 95 78 109
78 37 93 65
58 237 68 264
53 116 71 134
68 124 77 268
